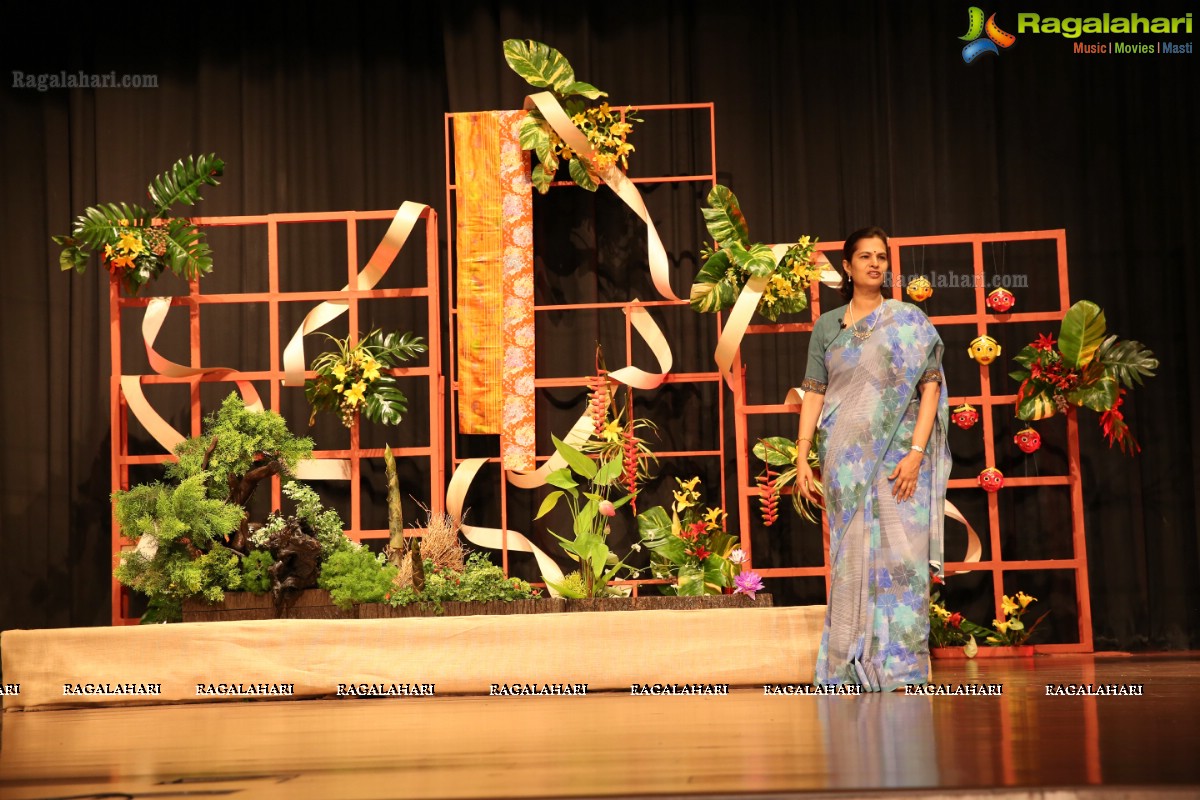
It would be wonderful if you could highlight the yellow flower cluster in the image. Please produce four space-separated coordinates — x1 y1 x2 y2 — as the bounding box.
332 350 382 409
760 236 823 311
103 227 146 271
559 102 640 174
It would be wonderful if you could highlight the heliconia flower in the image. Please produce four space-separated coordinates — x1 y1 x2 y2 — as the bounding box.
598 500 616 517
734 571 765 600
729 548 747 565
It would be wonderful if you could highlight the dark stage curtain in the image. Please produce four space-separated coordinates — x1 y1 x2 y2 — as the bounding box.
1 1 1196 651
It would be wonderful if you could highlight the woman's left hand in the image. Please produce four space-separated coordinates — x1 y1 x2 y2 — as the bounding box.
888 452 923 502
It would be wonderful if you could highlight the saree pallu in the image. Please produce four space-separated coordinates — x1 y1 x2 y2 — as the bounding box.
814 301 950 691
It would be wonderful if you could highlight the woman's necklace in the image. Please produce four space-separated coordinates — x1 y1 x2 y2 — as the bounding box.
845 296 885 340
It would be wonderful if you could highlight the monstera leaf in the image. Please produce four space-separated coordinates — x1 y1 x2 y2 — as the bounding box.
1057 300 1106 368
1096 335 1158 388
146 154 224 215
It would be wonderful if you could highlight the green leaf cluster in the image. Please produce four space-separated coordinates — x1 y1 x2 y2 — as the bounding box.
306 329 427 428
389 553 541 609
536 436 635 598
240 550 274 594
635 503 739 596
53 154 225 294
751 436 823 523
169 393 313 499
691 185 820 321
319 546 399 610
115 542 243 605
1010 301 1157 450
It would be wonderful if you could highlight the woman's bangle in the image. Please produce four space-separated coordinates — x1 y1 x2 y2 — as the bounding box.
910 443 925 454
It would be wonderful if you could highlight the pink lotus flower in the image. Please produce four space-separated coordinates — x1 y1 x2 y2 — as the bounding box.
734 571 765 600
598 500 616 517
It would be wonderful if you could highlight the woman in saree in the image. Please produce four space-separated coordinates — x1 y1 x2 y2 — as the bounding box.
794 227 951 691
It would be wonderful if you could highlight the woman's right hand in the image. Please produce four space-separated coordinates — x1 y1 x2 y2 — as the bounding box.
795 458 819 504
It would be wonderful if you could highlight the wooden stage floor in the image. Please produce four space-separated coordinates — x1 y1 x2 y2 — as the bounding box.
1 653 1198 800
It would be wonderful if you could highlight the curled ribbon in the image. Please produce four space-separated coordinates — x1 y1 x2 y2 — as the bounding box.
124 298 351 480
525 92 679 302
281 201 428 387
713 249 838 388
450 303 674 588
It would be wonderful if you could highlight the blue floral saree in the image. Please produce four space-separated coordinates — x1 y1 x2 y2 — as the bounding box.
803 300 950 690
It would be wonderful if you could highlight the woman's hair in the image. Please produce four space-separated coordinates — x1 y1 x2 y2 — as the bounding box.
839 226 890 302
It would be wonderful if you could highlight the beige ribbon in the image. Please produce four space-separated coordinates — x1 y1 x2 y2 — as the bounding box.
782 386 982 572
526 92 679 302
448 457 568 594
714 249 837 389
450 303 674 589
281 201 427 387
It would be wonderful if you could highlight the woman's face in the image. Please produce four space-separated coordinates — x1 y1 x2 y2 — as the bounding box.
843 237 888 294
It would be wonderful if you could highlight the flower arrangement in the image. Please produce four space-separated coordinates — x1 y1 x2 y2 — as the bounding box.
305 329 426 428
635 477 744 596
1011 300 1157 454
53 154 225 296
691 185 823 321
502 39 642 193
535 436 638 598
929 590 1049 656
752 436 824 525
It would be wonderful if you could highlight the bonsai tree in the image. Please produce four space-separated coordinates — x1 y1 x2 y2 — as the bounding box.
114 393 317 620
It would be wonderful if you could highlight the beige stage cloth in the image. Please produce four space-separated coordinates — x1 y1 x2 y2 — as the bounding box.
2 606 825 711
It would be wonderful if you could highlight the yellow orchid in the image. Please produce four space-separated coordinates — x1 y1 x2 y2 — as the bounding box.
993 619 1011 633
103 244 115 259
332 364 347 382
344 381 367 408
109 253 136 270
1001 594 1019 616
703 507 724 525
361 356 381 383
601 419 622 443
1016 591 1036 608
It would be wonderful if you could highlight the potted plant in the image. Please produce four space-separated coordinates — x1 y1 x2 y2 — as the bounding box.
929 589 1048 659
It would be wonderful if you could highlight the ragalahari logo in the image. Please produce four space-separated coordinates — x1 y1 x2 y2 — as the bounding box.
960 7 1017 62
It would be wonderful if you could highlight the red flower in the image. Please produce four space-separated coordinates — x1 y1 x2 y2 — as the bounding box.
948 612 963 629
1033 333 1057 351
931 573 945 586
690 545 711 560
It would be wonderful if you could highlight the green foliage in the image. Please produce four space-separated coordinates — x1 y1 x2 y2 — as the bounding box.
502 39 639 194
390 553 542 608
1057 300 1106 368
241 550 274 594
635 477 738 596
691 185 822 321
281 480 348 557
146 154 225 215
1095 335 1158 388
52 154 225 294
751 437 823 523
114 473 246 549
319 546 399 610
306 330 427 428
140 597 184 625
115 543 243 604
168 393 313 499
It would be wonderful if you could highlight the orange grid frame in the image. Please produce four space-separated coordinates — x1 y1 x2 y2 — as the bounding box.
444 104 721 594
731 229 1093 653
109 208 444 625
